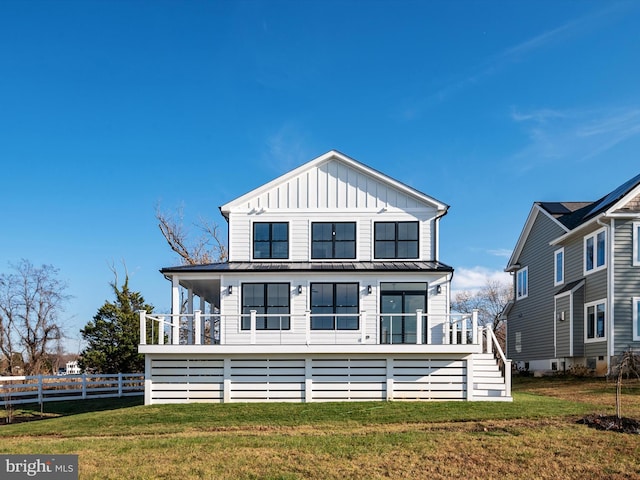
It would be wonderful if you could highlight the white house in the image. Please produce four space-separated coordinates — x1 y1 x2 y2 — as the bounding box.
139 151 511 404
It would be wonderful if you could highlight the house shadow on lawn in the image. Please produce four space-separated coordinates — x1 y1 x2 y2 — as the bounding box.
2 396 143 425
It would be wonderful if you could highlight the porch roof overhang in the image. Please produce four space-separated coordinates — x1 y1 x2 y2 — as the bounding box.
161 261 454 306
161 260 454 275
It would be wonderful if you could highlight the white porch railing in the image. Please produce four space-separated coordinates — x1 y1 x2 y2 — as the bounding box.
0 373 144 408
139 310 481 347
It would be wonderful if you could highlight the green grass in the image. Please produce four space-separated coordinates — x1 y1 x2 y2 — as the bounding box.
0 378 638 480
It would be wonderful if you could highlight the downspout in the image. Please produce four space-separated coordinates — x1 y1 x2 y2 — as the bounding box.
597 217 614 375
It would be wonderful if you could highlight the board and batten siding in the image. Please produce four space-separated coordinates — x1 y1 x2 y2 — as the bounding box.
244 159 427 212
613 220 640 355
508 211 565 362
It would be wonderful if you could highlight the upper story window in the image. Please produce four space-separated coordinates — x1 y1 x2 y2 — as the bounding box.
253 222 288 259
516 266 528 300
241 283 290 330
311 222 356 259
584 227 606 274
633 222 640 266
310 283 359 330
374 221 419 259
554 248 564 286
585 299 606 341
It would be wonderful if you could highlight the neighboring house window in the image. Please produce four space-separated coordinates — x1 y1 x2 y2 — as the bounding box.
241 283 290 330
516 267 528 300
633 222 640 267
584 228 606 274
585 299 606 341
253 222 289 259
554 248 564 286
374 221 419 259
311 222 356 259
633 297 640 341
310 283 359 330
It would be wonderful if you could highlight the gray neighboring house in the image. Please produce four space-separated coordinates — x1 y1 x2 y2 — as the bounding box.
505 173 640 375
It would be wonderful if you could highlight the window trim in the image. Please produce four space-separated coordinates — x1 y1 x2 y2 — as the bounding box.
373 221 420 260
633 297 640 341
554 248 565 286
252 222 289 260
633 222 640 267
516 266 528 300
584 298 607 343
310 221 357 260
583 227 607 275
310 282 360 331
241 282 291 331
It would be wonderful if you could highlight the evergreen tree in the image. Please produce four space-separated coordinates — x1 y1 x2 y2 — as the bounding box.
80 276 153 373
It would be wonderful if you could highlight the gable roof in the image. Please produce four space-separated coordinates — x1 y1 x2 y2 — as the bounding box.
219 150 449 220
506 172 640 271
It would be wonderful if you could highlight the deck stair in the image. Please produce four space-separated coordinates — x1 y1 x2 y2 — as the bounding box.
472 353 512 401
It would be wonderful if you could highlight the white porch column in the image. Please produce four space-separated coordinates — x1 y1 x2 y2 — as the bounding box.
426 312 432 345
416 309 423 345
139 310 146 345
472 310 479 345
171 276 180 345
194 310 202 345
305 310 311 345
486 325 493 354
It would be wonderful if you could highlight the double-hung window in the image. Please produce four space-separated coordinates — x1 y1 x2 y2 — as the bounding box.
374 221 419 259
585 300 606 341
516 266 528 300
584 228 606 274
253 222 288 259
554 248 564 286
241 283 290 330
311 222 356 259
310 283 359 330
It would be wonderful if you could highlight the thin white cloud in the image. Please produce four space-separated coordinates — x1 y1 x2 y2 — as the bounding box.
452 266 511 293
510 106 640 169
487 248 512 259
401 4 627 118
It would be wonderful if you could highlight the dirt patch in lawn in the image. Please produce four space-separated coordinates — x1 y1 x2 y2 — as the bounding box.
577 414 640 434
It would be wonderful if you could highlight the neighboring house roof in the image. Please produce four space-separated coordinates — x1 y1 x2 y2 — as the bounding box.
506 173 640 271
161 260 454 275
219 150 449 220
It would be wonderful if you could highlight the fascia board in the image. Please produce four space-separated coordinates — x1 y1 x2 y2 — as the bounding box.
603 181 640 215
506 205 544 271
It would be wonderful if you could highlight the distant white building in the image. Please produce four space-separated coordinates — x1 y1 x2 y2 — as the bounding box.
65 360 81 375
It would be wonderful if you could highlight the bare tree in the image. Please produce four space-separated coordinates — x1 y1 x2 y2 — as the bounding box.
156 206 227 265
0 260 70 375
451 278 513 350
609 348 640 423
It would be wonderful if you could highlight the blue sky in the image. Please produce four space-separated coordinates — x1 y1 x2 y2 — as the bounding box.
2 1 640 353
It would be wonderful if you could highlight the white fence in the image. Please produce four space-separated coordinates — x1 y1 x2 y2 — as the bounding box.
0 373 144 408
